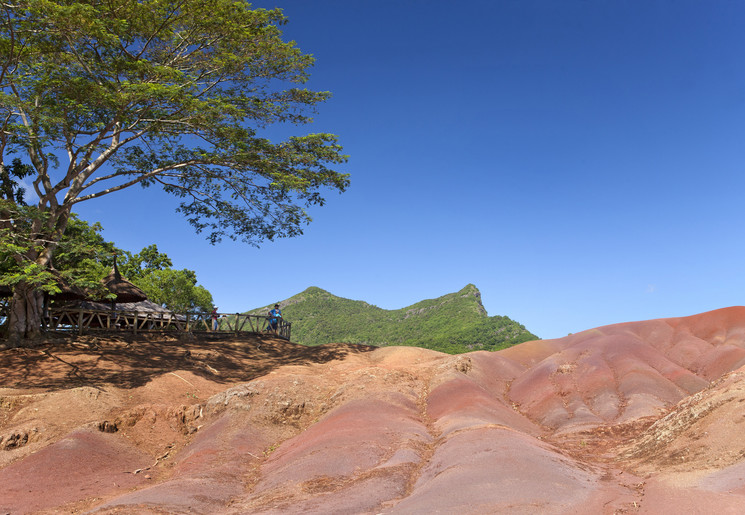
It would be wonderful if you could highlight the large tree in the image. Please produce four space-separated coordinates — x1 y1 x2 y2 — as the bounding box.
0 0 349 344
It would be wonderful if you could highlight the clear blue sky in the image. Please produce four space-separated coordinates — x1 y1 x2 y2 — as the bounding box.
74 0 745 339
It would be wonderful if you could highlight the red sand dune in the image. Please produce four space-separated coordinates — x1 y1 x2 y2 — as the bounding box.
3 307 745 513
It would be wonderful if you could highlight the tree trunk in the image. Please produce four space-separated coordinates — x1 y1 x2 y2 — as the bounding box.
7 281 44 347
4 207 70 347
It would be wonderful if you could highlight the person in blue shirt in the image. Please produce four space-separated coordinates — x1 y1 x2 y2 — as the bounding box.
268 304 282 333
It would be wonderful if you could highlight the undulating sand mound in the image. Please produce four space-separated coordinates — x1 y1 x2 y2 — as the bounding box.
2 307 745 513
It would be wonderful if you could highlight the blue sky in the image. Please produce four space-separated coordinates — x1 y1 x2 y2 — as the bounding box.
74 0 745 339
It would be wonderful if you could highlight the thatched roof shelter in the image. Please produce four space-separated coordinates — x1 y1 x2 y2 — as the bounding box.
48 268 88 301
101 256 147 304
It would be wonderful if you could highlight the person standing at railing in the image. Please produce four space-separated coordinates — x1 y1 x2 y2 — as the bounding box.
268 304 282 333
212 307 219 331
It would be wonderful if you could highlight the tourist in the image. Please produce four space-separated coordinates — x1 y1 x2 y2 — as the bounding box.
212 307 219 331
268 304 282 333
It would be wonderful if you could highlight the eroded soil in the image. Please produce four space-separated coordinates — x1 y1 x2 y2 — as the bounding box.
3 307 745 514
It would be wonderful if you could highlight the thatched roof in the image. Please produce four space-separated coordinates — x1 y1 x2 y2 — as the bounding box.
101 257 147 304
48 268 88 301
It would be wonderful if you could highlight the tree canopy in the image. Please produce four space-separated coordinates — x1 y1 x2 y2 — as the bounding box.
119 244 213 313
1 213 214 312
0 0 348 340
2 0 348 244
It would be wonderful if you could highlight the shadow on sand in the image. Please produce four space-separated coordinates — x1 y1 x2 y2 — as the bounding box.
0 333 377 390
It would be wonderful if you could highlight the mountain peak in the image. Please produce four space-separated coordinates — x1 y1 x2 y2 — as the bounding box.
252 285 536 353
459 283 480 294
299 286 331 296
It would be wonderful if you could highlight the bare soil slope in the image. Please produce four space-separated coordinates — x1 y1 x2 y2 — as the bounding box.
3 307 745 514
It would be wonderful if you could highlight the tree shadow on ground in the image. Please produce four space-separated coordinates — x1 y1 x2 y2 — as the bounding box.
0 333 377 390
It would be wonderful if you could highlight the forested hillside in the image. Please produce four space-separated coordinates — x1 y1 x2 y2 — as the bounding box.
248 285 538 354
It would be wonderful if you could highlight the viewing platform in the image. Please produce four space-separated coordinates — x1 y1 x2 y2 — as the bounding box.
44 308 291 341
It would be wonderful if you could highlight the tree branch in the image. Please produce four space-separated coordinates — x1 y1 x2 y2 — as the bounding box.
70 161 203 204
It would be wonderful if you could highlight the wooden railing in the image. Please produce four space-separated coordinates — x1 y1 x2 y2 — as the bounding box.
44 308 291 340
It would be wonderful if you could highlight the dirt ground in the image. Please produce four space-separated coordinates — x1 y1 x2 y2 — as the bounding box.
0 333 375 514
2 307 745 514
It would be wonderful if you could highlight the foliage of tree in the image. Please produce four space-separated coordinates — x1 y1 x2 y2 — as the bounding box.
118 244 213 312
0 158 31 204
0 159 38 287
118 244 172 280
52 215 119 296
1 0 348 342
133 268 213 313
243 285 539 354
1 214 213 330
0 203 58 295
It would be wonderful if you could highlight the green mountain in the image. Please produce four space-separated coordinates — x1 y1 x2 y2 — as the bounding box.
248 284 538 354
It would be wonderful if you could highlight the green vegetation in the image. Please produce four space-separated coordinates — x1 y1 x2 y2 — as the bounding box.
1 214 213 319
119 245 213 313
1 1 347 341
247 285 538 354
